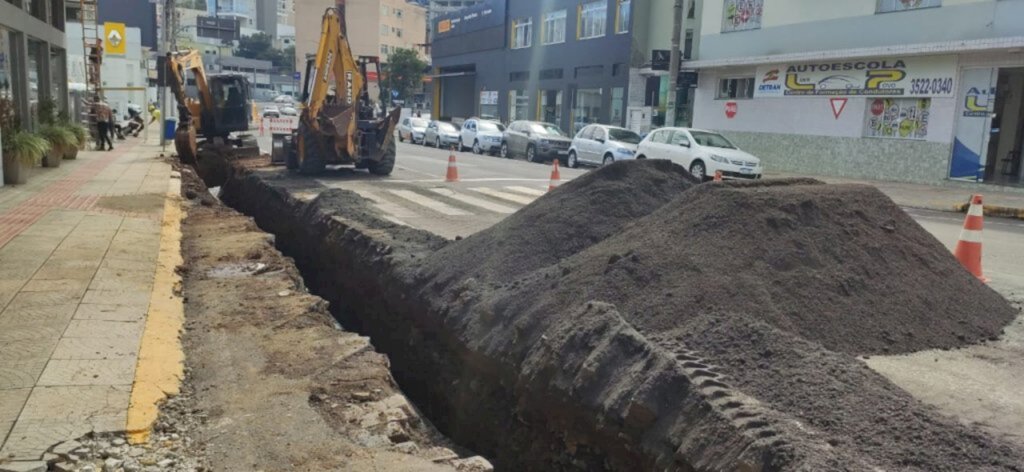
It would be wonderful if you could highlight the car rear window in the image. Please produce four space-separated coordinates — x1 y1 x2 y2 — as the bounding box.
529 123 565 136
478 121 505 132
608 128 642 144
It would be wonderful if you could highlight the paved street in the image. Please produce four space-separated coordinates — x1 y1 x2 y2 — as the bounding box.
0 137 181 466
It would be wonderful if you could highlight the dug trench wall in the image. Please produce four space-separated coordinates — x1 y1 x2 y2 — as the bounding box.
206 158 1024 471
207 163 866 471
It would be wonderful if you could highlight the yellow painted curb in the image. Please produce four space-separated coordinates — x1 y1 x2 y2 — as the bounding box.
953 202 1024 220
126 173 185 444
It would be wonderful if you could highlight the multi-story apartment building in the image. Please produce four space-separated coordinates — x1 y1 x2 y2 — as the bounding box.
689 0 1024 186
431 0 694 134
295 0 427 101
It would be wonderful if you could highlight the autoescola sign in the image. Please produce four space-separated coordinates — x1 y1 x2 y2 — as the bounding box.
754 55 956 98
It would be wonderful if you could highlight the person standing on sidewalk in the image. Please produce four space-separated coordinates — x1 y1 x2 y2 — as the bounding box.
95 102 114 151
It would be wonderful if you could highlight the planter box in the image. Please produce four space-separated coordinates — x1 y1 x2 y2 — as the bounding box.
64 146 80 160
43 145 62 168
2 156 26 185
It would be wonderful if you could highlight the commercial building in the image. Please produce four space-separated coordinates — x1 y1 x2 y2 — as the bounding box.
425 0 482 38
0 0 68 127
431 0 693 134
688 0 1024 186
65 22 154 120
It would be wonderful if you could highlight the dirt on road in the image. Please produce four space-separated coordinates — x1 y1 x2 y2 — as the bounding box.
175 167 490 471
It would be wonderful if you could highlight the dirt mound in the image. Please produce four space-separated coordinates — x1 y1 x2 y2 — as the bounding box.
422 171 1023 470
420 159 700 286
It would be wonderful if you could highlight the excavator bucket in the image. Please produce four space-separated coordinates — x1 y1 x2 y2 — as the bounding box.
175 125 198 165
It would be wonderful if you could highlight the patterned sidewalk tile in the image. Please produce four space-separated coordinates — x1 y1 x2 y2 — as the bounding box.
0 389 30 423
36 359 136 386
17 385 130 422
0 360 47 390
5 291 81 310
0 325 64 345
51 337 140 361
72 304 146 322
0 417 123 460
62 320 144 340
32 260 101 281
0 338 60 362
82 289 151 308
0 304 77 326
19 279 90 298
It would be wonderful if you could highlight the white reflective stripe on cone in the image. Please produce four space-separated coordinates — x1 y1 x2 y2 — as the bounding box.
959 229 983 244
968 204 984 217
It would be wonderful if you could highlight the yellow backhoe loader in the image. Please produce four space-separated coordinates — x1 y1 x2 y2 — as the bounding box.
167 49 257 164
285 5 400 175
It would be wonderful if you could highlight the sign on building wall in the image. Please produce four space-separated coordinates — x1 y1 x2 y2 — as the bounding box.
105 23 127 56
480 90 498 106
949 68 997 181
863 98 931 140
754 55 956 98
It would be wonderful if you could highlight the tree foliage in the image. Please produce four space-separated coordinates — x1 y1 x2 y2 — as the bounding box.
383 48 427 102
234 33 294 70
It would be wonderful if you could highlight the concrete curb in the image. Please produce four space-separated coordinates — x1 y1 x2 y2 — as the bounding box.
952 202 1024 221
125 170 185 444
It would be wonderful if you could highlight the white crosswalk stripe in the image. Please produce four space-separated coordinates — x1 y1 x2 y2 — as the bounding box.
470 187 537 205
429 188 517 214
350 189 419 219
505 186 546 197
388 189 472 216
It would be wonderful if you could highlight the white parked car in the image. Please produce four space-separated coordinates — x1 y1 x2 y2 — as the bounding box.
567 124 642 168
273 95 294 104
398 117 429 144
459 118 506 155
279 106 298 116
262 106 281 118
636 127 762 181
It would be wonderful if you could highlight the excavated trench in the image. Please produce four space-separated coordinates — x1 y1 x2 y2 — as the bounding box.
194 158 800 471
194 154 1024 472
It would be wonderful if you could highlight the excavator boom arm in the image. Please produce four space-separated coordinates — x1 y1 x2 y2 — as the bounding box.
167 50 215 119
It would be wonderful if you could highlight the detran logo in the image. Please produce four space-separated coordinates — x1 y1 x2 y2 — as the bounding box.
763 69 780 82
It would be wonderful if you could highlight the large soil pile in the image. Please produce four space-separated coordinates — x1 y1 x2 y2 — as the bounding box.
421 165 1024 470
421 159 701 286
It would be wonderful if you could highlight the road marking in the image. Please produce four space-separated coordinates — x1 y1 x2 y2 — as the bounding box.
429 188 517 214
387 178 559 184
471 187 537 205
350 189 419 219
394 164 441 179
388 189 471 216
505 186 546 197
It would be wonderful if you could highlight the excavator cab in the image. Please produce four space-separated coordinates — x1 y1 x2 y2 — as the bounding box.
207 74 252 135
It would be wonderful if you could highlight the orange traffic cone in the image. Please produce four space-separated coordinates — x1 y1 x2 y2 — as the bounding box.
445 149 459 182
954 194 988 283
548 159 561 191
713 170 723 182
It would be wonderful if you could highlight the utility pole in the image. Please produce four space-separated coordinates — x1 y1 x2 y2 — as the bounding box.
665 0 687 127
160 0 175 149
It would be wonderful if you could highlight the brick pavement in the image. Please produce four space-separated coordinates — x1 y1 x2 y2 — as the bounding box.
0 138 172 464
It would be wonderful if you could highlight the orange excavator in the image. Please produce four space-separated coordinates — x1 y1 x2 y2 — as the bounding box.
286 5 400 175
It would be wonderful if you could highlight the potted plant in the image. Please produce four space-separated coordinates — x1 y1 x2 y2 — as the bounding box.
64 122 89 159
38 124 76 168
2 131 49 185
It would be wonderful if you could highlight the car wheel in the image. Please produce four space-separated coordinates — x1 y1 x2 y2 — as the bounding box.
435 137 441 148
458 138 465 152
690 160 708 181
473 140 482 155
603 154 614 166
526 145 537 163
636 154 646 160
398 132 405 143
567 151 579 169
500 142 509 159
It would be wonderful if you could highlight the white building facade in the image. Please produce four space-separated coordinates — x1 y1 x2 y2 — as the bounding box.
689 0 1024 186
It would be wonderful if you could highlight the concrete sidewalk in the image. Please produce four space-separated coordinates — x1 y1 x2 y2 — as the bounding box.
769 171 1024 219
0 136 178 468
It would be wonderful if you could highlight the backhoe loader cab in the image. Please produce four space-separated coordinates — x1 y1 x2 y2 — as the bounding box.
285 7 400 175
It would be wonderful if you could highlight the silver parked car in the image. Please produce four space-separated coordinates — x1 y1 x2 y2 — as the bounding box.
425 121 461 149
397 117 429 144
459 118 506 155
567 124 642 168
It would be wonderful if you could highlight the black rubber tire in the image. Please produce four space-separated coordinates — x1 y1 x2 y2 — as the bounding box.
526 145 538 163
567 151 579 169
297 131 326 174
398 132 405 143
690 160 707 181
472 140 482 155
636 154 646 160
603 154 614 166
435 136 441 148
500 142 509 159
367 140 396 176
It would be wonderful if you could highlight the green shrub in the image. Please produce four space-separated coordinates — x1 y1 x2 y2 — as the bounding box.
38 124 77 149
4 131 50 166
65 123 89 147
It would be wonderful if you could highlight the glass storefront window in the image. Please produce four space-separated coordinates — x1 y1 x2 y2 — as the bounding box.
0 27 12 101
50 47 65 112
508 90 528 122
611 87 624 126
27 38 45 127
573 88 602 134
539 89 562 126
29 0 47 22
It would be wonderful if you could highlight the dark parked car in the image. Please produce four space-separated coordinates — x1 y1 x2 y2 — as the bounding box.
500 121 572 163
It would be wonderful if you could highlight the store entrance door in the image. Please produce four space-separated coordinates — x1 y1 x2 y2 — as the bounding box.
984 67 1024 185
